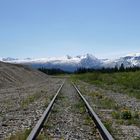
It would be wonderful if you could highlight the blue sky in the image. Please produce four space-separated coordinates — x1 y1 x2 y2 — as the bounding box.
0 0 140 58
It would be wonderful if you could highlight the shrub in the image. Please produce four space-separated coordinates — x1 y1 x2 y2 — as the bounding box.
120 109 132 120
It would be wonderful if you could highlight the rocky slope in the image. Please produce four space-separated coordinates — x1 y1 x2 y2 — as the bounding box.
0 61 48 88
0 61 64 139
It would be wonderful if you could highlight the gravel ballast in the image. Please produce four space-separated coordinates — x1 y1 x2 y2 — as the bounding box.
0 78 64 140
43 80 101 140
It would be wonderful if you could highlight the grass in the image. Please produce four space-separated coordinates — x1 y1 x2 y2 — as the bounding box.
44 94 54 108
72 71 140 99
6 129 31 140
73 97 98 133
81 85 140 127
71 74 140 139
78 85 118 110
21 91 44 109
21 94 38 108
134 138 140 140
76 83 140 135
103 120 113 133
6 129 47 140
112 109 140 127
84 115 93 125
88 91 118 109
74 101 85 114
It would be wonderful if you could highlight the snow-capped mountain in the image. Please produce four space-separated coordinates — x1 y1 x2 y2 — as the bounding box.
103 53 140 68
1 57 18 61
0 54 102 72
1 53 140 72
80 54 102 68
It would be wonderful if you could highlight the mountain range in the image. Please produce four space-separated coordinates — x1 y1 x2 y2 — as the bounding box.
1 53 140 72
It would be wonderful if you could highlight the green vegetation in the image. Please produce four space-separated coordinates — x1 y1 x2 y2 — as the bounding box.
73 99 94 125
134 138 140 140
21 92 42 109
120 109 132 119
104 120 113 133
112 109 140 126
38 67 71 75
75 65 140 74
36 133 47 140
6 129 31 140
74 101 85 114
72 71 140 99
84 115 93 125
88 91 118 109
6 129 48 140
77 84 140 129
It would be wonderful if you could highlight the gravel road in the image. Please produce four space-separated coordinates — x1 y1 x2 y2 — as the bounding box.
43 80 101 140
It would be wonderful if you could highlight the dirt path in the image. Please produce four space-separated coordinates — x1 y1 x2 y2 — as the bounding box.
43 80 101 140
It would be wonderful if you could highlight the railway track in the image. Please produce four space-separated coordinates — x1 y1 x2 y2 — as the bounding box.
27 80 114 140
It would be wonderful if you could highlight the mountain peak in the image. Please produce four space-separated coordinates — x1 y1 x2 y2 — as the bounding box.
85 53 94 57
1 53 140 71
125 53 140 57
66 55 72 59
2 57 18 61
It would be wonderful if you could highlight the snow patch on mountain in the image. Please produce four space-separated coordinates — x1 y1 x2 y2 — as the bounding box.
1 53 140 71
103 53 140 68
1 54 102 72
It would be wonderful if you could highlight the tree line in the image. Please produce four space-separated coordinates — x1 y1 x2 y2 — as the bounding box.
38 64 140 75
38 67 71 75
75 64 140 74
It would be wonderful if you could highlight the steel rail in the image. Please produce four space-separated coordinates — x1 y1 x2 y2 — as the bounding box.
27 81 65 140
72 83 114 140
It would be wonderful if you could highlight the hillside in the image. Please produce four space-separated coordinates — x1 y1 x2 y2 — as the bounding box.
0 61 48 88
0 61 63 140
